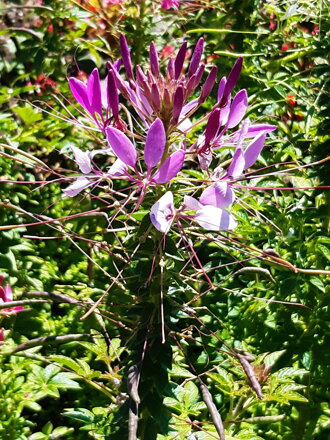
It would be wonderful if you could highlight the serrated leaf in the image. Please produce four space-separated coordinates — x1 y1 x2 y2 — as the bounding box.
49 372 80 389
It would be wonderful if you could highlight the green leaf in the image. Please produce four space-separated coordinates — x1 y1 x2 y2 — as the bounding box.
63 408 95 423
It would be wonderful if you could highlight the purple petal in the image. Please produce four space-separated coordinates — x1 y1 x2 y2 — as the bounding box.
87 68 102 117
244 124 277 138
200 181 235 208
71 146 92 174
150 191 175 234
108 158 127 177
144 119 166 170
199 66 218 103
150 42 160 77
219 96 231 127
205 108 221 144
243 132 267 169
226 147 245 178
183 195 202 211
69 77 90 113
152 150 185 184
119 33 134 80
173 86 184 122
194 206 237 231
106 127 137 168
174 41 187 80
107 69 119 119
189 38 204 77
227 89 248 129
222 57 243 103
217 76 226 102
181 98 199 117
63 177 93 197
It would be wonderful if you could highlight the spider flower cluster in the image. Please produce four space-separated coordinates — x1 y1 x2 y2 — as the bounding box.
64 35 276 234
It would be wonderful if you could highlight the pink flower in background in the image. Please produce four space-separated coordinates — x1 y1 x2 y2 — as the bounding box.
161 0 180 9
0 276 23 315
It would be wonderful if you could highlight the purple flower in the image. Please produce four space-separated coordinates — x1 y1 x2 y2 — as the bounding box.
150 182 237 234
116 35 208 133
106 119 185 188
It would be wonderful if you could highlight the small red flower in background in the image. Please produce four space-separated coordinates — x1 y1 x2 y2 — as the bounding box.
287 94 297 106
160 45 175 59
27 75 57 96
312 25 319 35
47 23 54 34
0 276 23 315
281 43 289 51
269 21 276 31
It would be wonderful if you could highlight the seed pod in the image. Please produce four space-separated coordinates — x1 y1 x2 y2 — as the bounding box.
128 401 138 440
237 354 263 400
127 364 140 404
233 266 276 284
200 382 225 440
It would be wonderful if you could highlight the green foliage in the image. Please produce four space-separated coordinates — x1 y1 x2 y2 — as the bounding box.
0 0 329 439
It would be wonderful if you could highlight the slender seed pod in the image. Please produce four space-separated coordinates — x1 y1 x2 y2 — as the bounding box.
127 364 140 404
233 266 276 284
237 354 263 400
128 401 139 440
200 382 225 440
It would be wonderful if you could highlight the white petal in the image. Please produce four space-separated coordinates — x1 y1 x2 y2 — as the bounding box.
194 205 237 231
63 178 93 197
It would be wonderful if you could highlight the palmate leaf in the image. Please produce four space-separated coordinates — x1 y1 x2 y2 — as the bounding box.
49 355 98 379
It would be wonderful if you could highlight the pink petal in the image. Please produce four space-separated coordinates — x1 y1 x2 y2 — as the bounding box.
226 147 245 178
63 178 93 197
183 196 202 211
106 127 137 168
150 191 175 233
4 284 13 302
244 132 267 169
200 181 235 208
71 146 92 174
87 68 102 117
69 77 90 113
194 206 237 231
227 89 248 129
144 119 166 171
151 150 185 184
